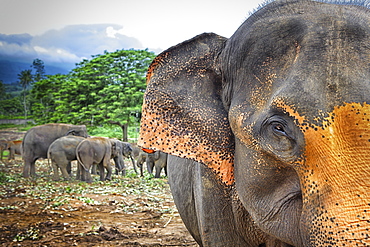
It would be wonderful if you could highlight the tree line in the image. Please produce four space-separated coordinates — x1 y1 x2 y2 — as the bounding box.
0 49 156 141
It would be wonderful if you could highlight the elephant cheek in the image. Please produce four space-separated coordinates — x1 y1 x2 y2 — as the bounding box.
298 103 370 246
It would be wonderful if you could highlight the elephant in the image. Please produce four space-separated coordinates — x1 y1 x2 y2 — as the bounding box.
111 140 137 176
22 123 88 178
137 149 168 178
138 0 370 246
76 136 116 182
7 140 22 160
47 135 86 181
131 144 141 160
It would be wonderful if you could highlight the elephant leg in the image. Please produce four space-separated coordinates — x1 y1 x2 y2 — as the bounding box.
104 163 112 181
8 149 14 160
137 159 144 177
146 161 154 174
120 161 126 176
66 162 72 176
114 157 126 176
98 163 105 181
91 164 97 175
81 164 93 183
23 156 37 178
154 164 161 178
60 162 71 181
76 162 82 180
30 160 37 177
51 161 60 181
167 155 250 246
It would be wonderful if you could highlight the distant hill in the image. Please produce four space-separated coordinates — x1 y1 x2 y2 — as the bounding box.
0 60 71 84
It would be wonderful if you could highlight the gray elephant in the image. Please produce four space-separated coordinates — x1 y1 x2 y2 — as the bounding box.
8 140 22 160
76 136 116 182
112 141 137 176
137 149 168 178
138 0 370 246
47 135 86 181
22 123 88 178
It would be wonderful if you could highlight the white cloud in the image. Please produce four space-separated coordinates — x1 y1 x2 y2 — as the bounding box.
33 45 48 53
106 26 126 39
32 45 81 64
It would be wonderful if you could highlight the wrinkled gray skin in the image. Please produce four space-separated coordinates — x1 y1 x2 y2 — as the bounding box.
47 135 86 181
8 140 22 160
137 150 168 178
76 137 115 182
113 141 137 176
167 155 281 246
140 0 370 246
22 123 88 178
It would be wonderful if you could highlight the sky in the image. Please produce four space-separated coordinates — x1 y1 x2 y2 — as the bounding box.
0 0 267 71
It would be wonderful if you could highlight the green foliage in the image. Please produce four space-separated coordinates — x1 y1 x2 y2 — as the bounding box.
87 124 140 141
0 97 24 116
28 49 155 140
88 125 124 139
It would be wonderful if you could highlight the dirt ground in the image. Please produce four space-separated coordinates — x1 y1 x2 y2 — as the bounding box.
0 130 196 247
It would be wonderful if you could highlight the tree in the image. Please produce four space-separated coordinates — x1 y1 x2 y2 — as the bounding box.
69 49 155 141
31 74 67 123
31 58 46 82
18 69 33 121
29 49 156 141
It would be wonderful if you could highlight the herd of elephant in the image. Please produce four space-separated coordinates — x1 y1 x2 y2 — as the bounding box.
1 123 168 182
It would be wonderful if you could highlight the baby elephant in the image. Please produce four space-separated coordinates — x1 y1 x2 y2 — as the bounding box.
113 141 137 176
47 135 86 181
76 137 117 183
137 149 168 178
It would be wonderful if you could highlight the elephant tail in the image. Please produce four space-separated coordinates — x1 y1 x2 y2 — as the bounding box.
47 146 52 168
76 140 89 171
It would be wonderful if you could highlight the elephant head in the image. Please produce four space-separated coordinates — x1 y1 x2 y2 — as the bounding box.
139 0 370 246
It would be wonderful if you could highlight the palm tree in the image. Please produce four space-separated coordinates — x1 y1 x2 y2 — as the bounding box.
18 69 33 121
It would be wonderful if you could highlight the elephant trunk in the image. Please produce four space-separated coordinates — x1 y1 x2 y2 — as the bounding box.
298 103 370 246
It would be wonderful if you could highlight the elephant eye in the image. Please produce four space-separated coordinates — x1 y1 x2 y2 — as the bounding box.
272 122 288 136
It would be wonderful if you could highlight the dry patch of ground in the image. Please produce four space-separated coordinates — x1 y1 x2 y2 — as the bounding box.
0 157 196 247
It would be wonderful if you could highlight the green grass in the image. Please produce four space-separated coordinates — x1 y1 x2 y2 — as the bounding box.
87 125 140 142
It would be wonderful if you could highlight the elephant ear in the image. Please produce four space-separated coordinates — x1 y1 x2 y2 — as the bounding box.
138 33 235 185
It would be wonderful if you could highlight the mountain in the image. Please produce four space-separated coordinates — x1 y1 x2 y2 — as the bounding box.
0 60 71 84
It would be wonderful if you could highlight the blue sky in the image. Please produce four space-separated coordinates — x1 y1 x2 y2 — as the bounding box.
0 0 266 70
